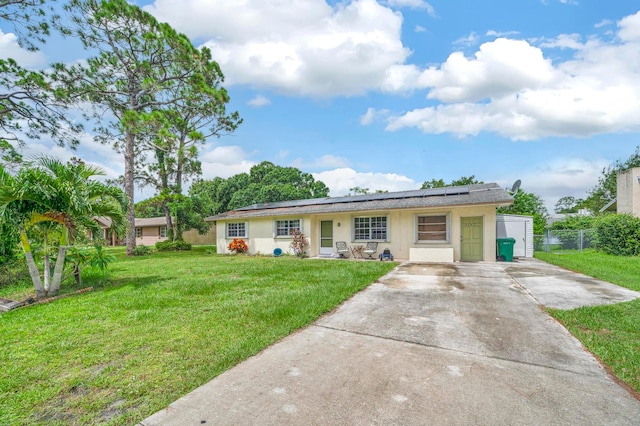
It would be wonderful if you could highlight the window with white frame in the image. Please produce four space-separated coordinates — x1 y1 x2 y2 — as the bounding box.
417 214 449 242
160 227 167 238
275 219 301 237
354 216 388 241
227 222 247 238
135 227 142 238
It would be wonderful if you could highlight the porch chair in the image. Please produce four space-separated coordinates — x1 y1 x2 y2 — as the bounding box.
363 242 378 259
336 241 349 258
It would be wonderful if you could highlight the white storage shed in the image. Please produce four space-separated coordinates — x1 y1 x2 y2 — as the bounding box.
496 214 534 258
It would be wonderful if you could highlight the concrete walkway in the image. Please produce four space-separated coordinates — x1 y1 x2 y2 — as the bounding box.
140 259 640 426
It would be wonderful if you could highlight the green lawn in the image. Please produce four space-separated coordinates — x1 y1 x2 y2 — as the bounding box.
535 250 640 393
0 251 396 425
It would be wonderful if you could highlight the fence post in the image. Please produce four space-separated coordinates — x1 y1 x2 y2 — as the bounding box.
545 229 550 252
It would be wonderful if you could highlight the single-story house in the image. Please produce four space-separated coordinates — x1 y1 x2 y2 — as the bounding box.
93 216 120 246
93 216 216 246
207 183 514 262
133 217 170 246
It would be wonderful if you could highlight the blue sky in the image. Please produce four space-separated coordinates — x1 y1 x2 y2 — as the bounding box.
2 0 640 211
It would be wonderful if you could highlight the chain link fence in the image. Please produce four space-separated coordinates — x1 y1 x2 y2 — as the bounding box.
534 229 598 252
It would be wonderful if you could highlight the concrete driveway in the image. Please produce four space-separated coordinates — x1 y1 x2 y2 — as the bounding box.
140 259 640 426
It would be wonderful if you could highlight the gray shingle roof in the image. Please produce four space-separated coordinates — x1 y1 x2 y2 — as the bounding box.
206 183 513 221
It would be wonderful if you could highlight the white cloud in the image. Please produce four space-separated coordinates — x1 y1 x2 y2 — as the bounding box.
360 107 390 125
386 0 436 16
247 95 271 107
486 30 519 38
495 157 609 212
539 33 583 49
200 145 256 179
415 25 427 33
594 19 612 29
419 38 558 103
453 32 479 47
291 154 351 169
0 29 47 67
386 11 640 140
618 11 640 42
360 107 377 125
145 0 412 97
312 167 418 196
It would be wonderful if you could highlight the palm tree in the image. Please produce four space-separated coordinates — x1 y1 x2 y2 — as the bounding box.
0 156 127 298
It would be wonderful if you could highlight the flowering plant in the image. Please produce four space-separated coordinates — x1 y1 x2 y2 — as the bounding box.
228 238 248 254
289 230 308 258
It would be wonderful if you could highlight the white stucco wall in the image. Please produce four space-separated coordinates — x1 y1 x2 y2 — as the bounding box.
216 204 498 262
617 167 640 217
217 217 312 256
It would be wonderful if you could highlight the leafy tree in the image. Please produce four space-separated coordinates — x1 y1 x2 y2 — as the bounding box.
349 186 369 195
0 1 81 168
498 189 548 234
189 176 234 217
554 196 585 214
134 196 165 218
190 162 330 214
421 175 483 189
0 156 127 298
137 46 241 194
55 0 217 255
134 46 241 239
583 146 640 213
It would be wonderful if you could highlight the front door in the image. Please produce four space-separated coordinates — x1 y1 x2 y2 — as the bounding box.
320 220 333 256
461 217 483 261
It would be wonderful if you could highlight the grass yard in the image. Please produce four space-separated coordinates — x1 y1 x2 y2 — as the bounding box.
0 250 396 425
535 250 640 393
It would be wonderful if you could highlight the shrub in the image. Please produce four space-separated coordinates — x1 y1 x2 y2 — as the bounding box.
0 258 30 288
132 244 152 256
228 238 248 254
289 230 308 258
156 240 192 252
595 213 640 256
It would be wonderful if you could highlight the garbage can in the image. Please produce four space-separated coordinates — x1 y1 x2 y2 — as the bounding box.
496 238 516 262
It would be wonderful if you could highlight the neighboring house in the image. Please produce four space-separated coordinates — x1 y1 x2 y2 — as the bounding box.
596 167 640 215
93 216 121 246
615 167 640 216
207 183 513 262
134 217 170 246
94 216 217 246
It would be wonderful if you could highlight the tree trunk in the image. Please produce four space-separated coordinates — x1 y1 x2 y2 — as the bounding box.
43 253 51 291
125 129 136 256
163 204 173 241
49 245 67 296
20 231 45 299
73 264 82 285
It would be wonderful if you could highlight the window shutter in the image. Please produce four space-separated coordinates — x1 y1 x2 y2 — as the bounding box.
272 220 276 238
244 221 249 238
222 222 226 239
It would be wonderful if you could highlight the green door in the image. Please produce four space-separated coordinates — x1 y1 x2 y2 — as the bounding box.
461 217 483 261
320 220 333 256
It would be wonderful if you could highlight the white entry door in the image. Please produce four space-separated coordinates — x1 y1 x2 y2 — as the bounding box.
320 220 333 256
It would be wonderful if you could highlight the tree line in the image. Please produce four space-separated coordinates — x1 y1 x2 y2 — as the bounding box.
1 0 241 257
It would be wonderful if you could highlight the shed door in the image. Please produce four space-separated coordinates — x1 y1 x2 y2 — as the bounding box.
320 220 333 256
461 217 483 261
